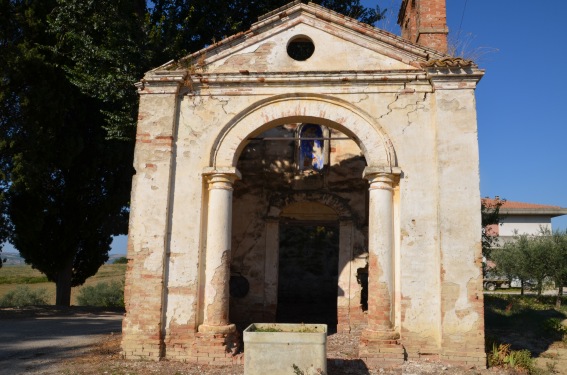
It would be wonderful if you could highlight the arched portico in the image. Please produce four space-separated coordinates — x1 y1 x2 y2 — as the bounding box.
200 94 401 346
209 94 397 169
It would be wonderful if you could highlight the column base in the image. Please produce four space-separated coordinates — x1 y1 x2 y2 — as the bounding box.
198 323 236 334
189 329 240 365
361 327 400 341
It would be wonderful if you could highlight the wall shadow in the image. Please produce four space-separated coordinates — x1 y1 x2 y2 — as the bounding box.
485 294 567 357
328 358 371 374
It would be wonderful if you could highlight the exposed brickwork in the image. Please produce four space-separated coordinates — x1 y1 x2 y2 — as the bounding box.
337 306 368 333
124 1 486 369
398 0 448 53
121 247 165 360
359 335 405 367
400 332 439 359
187 332 240 364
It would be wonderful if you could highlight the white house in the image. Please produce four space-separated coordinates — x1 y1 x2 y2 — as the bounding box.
483 197 567 245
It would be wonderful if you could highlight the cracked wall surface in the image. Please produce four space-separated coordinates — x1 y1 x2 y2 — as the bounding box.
124 2 485 367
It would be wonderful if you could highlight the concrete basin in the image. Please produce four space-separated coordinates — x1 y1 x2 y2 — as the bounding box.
243 323 327 375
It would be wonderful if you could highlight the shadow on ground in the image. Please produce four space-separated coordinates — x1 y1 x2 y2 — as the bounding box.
328 358 370 374
0 306 123 375
485 295 567 357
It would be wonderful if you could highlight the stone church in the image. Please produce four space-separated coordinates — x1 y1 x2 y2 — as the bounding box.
122 0 486 368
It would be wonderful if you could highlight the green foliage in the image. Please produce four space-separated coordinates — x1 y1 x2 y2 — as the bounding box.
48 0 147 139
487 343 534 372
292 364 304 375
0 0 138 306
481 197 505 259
485 295 567 374
0 264 53 284
0 275 48 284
254 327 283 332
492 229 567 298
76 280 124 308
147 0 387 65
0 0 388 308
0 286 49 307
113 257 128 265
542 317 566 335
292 364 325 375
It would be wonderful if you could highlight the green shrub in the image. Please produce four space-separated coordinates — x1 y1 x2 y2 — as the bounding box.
0 286 48 307
488 343 535 373
77 280 124 307
542 317 565 334
0 275 49 284
113 257 128 264
507 349 534 372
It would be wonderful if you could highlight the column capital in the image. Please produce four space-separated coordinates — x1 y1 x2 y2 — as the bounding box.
202 166 242 179
363 166 400 190
203 167 241 190
363 166 401 180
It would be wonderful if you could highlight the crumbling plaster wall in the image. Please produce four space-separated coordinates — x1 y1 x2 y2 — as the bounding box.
209 21 417 73
124 15 484 365
173 82 475 333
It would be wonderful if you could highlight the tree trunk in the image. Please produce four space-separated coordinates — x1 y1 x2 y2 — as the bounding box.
520 280 525 296
556 285 564 309
55 258 73 306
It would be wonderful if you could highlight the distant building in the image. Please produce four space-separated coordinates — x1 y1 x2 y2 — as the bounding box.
483 197 567 245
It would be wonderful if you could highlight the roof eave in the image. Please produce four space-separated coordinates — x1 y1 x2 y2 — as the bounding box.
501 208 567 218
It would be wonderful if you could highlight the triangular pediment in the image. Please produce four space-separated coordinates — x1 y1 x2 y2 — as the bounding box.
153 1 448 74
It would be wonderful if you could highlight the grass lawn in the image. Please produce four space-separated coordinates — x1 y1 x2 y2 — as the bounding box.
0 263 126 305
485 294 567 373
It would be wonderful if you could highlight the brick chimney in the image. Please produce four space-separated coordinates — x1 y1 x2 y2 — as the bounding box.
398 0 448 53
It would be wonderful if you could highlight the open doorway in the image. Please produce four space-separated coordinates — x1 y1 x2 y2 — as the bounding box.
276 221 339 331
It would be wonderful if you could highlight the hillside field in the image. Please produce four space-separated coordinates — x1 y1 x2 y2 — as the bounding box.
0 263 126 305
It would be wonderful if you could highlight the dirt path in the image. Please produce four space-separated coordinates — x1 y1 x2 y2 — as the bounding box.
0 307 123 375
0 306 520 375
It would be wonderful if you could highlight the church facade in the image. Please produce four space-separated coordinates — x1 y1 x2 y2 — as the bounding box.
122 0 486 368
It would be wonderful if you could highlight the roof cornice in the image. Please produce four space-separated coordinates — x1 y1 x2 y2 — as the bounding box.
500 208 567 218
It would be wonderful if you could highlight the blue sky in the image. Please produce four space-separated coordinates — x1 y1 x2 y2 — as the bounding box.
374 0 567 232
110 0 567 254
5 1 567 256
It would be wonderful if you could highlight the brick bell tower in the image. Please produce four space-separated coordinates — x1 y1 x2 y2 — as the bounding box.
398 0 448 53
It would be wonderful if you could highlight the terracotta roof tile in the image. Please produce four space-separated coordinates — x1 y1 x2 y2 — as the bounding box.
481 198 561 210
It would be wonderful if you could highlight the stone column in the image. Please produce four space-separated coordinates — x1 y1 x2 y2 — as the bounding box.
359 167 404 366
362 168 398 338
199 169 241 334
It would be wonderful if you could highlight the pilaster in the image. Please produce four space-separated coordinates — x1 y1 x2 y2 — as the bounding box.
122 73 185 360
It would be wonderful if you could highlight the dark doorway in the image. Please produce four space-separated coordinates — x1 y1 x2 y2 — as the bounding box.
277 222 339 331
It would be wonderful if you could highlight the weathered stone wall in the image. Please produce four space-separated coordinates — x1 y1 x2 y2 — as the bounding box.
123 1 486 368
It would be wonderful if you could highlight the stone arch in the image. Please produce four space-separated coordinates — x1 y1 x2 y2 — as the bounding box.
267 191 354 221
209 93 397 169
203 93 402 337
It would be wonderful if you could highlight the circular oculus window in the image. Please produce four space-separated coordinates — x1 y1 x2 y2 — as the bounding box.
287 36 315 61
